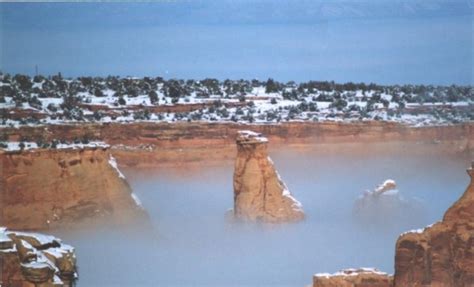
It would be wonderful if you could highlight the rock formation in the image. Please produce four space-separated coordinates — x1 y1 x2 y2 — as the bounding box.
353 179 425 227
0 227 77 286
313 268 393 287
393 162 474 286
233 130 304 223
312 162 474 286
0 146 147 230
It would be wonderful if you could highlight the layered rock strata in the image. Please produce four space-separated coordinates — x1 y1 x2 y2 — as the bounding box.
393 162 474 286
0 227 77 286
0 146 147 230
313 268 393 287
233 130 304 223
2 122 472 167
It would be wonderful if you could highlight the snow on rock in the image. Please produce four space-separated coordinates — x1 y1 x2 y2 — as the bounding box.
0 227 14 250
108 154 126 179
0 141 109 152
399 221 440 237
55 141 109 150
0 227 77 286
107 155 144 208
373 179 397 195
7 231 59 249
1 142 38 151
131 192 143 207
353 179 425 227
314 267 390 278
236 130 269 143
313 268 393 287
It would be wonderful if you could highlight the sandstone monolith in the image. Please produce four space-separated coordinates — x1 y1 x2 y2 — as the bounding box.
233 130 304 223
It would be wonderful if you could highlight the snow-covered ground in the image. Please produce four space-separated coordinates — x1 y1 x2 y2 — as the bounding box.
0 141 109 151
0 75 472 128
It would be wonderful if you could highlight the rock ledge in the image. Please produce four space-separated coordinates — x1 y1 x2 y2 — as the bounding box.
0 227 77 286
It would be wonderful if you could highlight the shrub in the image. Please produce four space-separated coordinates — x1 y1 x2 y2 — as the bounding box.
13 74 32 91
149 90 159 104
330 98 348 111
28 96 42 110
47 103 58 112
265 78 281 93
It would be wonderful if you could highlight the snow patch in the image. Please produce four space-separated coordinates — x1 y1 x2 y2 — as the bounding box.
108 155 126 179
314 267 390 278
0 141 109 151
131 192 143 207
400 221 440 236
237 130 268 143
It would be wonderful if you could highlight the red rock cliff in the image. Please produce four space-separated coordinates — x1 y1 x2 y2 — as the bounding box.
233 131 305 223
0 147 147 230
394 162 474 287
2 122 472 167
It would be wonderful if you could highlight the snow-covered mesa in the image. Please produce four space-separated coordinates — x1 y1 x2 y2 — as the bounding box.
0 74 472 128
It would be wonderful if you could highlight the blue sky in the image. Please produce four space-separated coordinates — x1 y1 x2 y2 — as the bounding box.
0 1 472 85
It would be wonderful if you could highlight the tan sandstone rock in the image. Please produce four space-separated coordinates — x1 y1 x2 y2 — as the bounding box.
0 227 77 287
0 146 147 230
233 130 304 223
313 268 393 287
393 162 474 287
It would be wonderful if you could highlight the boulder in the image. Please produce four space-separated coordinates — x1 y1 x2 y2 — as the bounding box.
233 130 304 223
0 228 77 286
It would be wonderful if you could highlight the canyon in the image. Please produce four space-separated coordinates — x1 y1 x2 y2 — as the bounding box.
1 121 473 286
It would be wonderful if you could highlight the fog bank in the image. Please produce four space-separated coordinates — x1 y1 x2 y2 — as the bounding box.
53 146 469 286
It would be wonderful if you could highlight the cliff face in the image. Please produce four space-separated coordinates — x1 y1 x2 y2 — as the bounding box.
233 131 304 223
2 122 472 167
393 162 474 287
0 147 146 230
313 268 393 287
0 227 77 287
